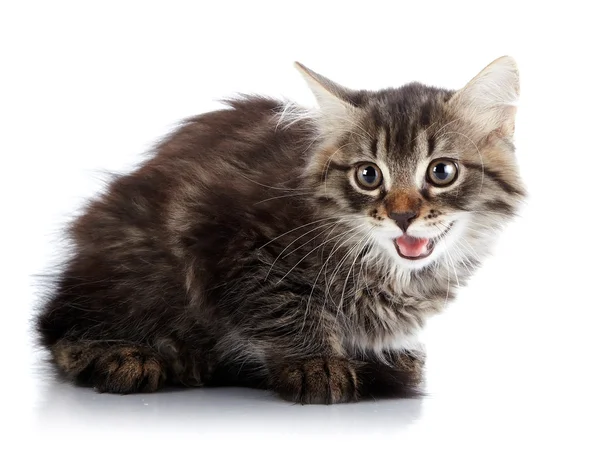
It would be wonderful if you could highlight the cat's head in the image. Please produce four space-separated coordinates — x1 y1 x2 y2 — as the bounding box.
296 57 525 272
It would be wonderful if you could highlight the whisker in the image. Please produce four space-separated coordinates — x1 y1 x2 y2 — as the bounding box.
253 192 310 205
466 209 515 217
461 225 497 239
412 120 439 145
357 236 372 297
456 238 483 264
452 237 480 262
433 118 461 138
326 230 367 300
276 224 368 286
433 223 457 307
238 173 310 191
336 229 374 320
302 133 322 154
281 222 346 259
258 216 351 250
264 220 342 280
301 224 368 330
321 226 368 294
332 116 374 140
443 255 451 308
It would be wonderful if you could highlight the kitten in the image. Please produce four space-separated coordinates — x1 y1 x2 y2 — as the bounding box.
36 57 525 404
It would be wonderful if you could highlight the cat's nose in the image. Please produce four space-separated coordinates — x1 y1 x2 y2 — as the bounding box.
389 211 418 232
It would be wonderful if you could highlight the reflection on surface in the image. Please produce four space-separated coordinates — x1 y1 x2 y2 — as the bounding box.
35 379 424 437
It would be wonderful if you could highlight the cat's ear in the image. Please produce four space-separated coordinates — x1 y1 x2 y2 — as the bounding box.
294 62 360 135
450 56 520 138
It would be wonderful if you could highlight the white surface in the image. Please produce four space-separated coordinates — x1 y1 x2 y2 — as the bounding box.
1 1 599 447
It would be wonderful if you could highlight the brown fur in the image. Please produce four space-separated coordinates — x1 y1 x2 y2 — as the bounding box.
35 59 524 403
384 191 423 216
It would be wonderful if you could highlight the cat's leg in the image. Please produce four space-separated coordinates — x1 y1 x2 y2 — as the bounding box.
271 357 363 404
358 350 426 399
52 339 167 393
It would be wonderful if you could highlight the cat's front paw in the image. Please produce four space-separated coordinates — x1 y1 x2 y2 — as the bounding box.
274 358 360 404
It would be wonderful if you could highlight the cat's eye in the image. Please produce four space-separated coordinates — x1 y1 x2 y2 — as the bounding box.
427 159 459 187
355 163 383 190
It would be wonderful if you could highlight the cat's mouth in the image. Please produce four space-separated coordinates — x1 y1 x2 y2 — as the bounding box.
393 223 454 260
394 236 433 260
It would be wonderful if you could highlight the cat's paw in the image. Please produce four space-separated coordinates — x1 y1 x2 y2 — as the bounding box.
90 346 167 394
274 358 360 404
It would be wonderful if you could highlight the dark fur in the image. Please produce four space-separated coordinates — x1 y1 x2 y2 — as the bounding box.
36 65 524 403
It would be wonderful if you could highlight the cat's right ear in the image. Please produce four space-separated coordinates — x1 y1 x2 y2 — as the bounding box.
294 62 360 135
449 56 520 138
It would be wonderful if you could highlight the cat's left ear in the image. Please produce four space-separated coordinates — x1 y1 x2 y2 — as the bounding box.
450 56 520 138
295 62 361 135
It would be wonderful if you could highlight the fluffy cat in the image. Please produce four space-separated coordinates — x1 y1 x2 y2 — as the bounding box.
36 57 525 404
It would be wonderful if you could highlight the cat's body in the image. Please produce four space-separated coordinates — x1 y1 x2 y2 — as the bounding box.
36 58 525 403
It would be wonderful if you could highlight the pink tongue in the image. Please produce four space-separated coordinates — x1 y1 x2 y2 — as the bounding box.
395 236 430 258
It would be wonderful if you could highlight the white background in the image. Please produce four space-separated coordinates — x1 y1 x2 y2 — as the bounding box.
1 1 599 447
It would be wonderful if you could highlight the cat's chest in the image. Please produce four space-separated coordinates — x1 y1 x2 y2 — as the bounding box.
340 270 449 354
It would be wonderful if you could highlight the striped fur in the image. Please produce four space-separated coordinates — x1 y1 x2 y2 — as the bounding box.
35 57 525 403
